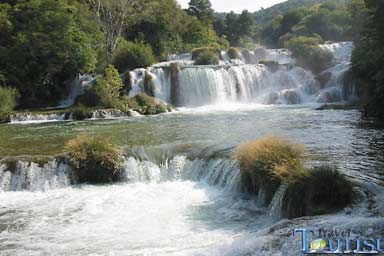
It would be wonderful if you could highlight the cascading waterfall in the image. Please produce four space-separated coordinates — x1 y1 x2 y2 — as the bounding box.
318 42 355 102
128 42 354 107
0 160 72 192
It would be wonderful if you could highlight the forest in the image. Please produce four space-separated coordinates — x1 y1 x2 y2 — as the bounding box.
0 0 383 119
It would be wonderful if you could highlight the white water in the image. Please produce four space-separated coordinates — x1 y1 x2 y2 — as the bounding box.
129 42 353 107
0 156 275 255
10 112 68 124
318 42 355 102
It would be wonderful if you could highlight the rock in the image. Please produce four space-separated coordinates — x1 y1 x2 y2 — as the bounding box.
317 88 342 103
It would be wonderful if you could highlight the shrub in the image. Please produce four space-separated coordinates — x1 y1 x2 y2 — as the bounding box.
94 65 123 108
194 50 219 65
235 136 305 204
65 134 122 183
282 165 353 218
118 94 172 115
284 36 332 74
112 39 156 73
227 47 241 60
0 87 19 121
72 105 93 121
192 46 221 60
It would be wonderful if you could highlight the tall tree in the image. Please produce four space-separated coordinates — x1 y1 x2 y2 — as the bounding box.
88 0 149 57
187 0 214 24
352 0 384 119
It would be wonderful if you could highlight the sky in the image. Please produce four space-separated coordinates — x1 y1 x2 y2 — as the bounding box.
177 0 287 13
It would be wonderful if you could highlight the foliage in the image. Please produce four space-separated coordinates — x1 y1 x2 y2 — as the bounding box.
112 39 156 73
71 105 93 121
125 0 220 59
65 134 122 183
187 0 214 24
235 136 305 204
0 0 103 108
0 86 19 113
194 50 219 65
284 36 332 74
226 47 241 60
282 165 353 218
118 93 172 115
93 65 123 108
351 0 384 119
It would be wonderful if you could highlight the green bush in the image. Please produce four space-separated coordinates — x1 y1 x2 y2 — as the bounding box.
235 136 305 204
194 50 220 65
0 87 19 122
65 134 122 184
94 65 123 108
112 39 156 73
118 94 172 115
227 47 241 60
71 105 93 121
192 46 221 60
282 165 353 218
284 36 332 74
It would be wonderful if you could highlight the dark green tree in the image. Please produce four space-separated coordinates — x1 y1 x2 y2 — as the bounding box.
352 0 384 119
187 0 214 24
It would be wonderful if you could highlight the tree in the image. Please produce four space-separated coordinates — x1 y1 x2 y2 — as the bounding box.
237 10 255 39
0 0 103 108
88 0 150 57
0 87 19 120
352 0 384 119
94 64 123 107
187 0 214 24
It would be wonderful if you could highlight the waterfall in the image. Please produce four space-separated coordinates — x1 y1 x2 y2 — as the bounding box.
0 160 72 192
0 155 242 193
127 42 354 107
318 42 355 102
267 184 288 221
10 112 69 124
59 74 95 107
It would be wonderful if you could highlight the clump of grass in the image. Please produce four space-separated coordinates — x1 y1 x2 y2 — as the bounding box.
282 165 353 218
65 134 122 184
194 50 219 65
118 93 172 115
71 105 93 120
227 47 241 60
235 136 305 204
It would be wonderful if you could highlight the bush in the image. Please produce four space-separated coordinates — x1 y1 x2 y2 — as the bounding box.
112 39 156 73
192 46 221 60
284 36 332 74
65 134 122 183
118 94 172 115
94 65 123 108
235 136 305 204
72 105 93 120
227 47 241 60
194 50 220 65
0 87 19 121
282 165 353 218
